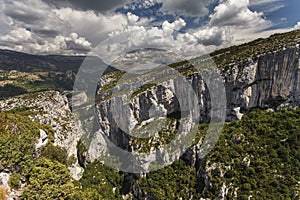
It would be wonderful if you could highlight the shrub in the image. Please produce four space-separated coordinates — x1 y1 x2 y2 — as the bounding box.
8 173 22 190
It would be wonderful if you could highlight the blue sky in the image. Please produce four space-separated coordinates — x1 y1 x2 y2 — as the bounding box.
263 0 300 29
0 0 299 57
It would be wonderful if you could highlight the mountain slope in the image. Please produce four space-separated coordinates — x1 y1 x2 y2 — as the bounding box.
0 30 300 199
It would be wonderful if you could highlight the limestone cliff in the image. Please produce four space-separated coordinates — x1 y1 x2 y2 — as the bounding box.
0 91 84 180
90 44 300 198
93 46 300 155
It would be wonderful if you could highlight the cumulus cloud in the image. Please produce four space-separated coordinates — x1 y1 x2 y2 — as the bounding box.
210 0 270 28
1 0 155 55
192 26 230 46
123 0 162 10
0 0 94 54
4 0 67 38
95 18 232 62
162 18 186 31
0 0 292 57
127 12 139 24
207 0 274 44
161 0 215 17
54 8 128 44
0 27 92 55
294 22 300 30
65 33 92 52
0 27 33 45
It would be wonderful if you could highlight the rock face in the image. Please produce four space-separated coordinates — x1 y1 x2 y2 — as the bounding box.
90 46 300 197
223 47 300 119
0 91 84 180
94 46 300 153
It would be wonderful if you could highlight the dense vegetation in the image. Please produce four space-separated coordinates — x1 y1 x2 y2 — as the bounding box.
1 105 299 199
0 70 75 98
210 29 300 67
0 111 98 199
137 108 300 199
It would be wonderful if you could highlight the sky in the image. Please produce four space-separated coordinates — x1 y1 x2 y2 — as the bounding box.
0 0 299 58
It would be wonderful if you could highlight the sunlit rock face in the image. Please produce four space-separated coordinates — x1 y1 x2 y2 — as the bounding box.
0 91 84 180
224 47 300 116
94 46 300 154
89 46 300 198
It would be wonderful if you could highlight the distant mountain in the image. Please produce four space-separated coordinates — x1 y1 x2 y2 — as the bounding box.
0 49 86 72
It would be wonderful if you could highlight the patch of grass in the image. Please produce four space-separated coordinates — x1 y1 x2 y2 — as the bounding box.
130 83 157 100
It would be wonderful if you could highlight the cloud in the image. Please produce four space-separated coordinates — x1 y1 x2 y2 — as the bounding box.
45 0 130 13
192 26 230 46
249 0 286 14
161 0 215 17
0 27 33 45
162 18 186 31
0 1 10 35
140 0 161 9
0 27 92 55
4 0 68 38
210 0 270 28
294 22 300 30
0 0 293 57
96 18 232 62
65 33 92 52
249 0 283 6
1 0 146 55
127 12 139 24
54 8 128 44
123 0 162 10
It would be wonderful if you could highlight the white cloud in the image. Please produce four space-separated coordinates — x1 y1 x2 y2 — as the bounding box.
0 27 33 44
249 0 286 14
162 18 186 31
95 18 232 63
0 0 95 54
0 27 92 55
0 0 294 57
249 0 282 6
123 0 161 10
54 8 128 45
127 12 139 24
192 26 231 46
294 22 300 30
65 33 92 52
207 0 275 45
210 0 270 28
141 0 161 8
4 0 67 37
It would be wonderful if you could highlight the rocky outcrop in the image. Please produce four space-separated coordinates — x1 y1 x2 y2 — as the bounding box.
92 46 300 156
0 91 84 180
89 45 300 197
223 46 300 119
